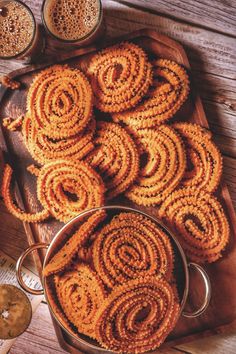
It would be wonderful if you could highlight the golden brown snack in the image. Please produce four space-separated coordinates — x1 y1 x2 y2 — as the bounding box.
92 212 174 287
159 187 230 263
45 281 77 338
113 58 189 128
0 75 20 90
26 65 93 139
86 121 139 200
173 122 222 192
2 115 23 131
22 115 95 165
95 277 180 353
87 42 152 112
125 125 186 206
37 160 105 223
1 164 50 223
55 264 106 338
43 210 107 276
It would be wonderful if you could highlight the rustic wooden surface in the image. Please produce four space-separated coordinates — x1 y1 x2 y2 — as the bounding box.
0 0 236 353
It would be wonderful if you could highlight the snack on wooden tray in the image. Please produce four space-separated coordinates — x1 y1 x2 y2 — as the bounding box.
37 160 105 223
113 58 189 129
3 115 24 131
43 210 107 276
87 42 152 112
92 212 174 287
1 164 50 223
159 187 230 263
86 121 139 200
125 125 186 206
173 122 223 192
26 65 93 139
95 277 180 353
22 115 96 165
54 263 106 338
0 75 20 90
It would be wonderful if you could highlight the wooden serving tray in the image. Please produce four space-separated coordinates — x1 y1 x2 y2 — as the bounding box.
0 29 236 350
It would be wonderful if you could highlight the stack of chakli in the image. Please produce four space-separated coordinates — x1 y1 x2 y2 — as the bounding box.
43 209 180 353
1 41 230 353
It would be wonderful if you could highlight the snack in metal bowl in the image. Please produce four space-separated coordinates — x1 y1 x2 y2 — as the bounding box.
43 210 180 353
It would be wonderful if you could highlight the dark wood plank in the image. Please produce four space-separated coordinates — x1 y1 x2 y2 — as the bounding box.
0 199 36 270
115 0 236 37
175 325 236 354
223 157 236 209
10 303 66 354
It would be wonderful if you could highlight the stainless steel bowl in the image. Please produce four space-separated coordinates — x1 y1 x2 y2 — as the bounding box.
16 205 211 353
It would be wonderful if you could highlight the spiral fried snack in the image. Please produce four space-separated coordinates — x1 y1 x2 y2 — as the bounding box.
87 42 152 112
1 164 50 223
22 115 95 165
159 188 230 263
95 277 180 353
93 212 174 287
54 264 106 338
86 121 139 200
37 160 105 223
43 210 107 276
3 115 23 131
26 65 93 139
46 282 77 338
113 58 189 129
173 122 222 192
126 125 186 206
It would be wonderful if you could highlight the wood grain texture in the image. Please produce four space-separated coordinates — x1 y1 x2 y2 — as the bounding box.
115 0 236 37
0 0 236 353
1 28 236 352
9 303 184 354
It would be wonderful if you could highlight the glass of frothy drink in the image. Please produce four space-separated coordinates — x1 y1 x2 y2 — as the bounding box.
0 0 44 62
42 0 103 46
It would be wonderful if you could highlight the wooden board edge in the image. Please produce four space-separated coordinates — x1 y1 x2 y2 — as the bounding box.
164 319 236 348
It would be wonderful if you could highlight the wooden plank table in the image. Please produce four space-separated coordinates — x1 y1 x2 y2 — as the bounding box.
0 0 236 353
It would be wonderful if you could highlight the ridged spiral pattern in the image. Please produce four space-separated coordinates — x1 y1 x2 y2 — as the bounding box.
55 264 106 338
92 212 174 287
22 115 95 165
87 42 152 112
159 187 230 263
126 125 186 206
95 277 180 353
37 160 105 222
173 122 222 192
26 65 93 139
86 121 139 200
113 58 189 128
